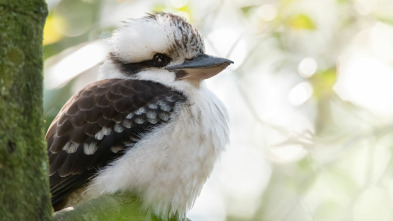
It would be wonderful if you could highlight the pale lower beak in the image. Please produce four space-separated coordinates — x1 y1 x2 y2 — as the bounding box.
166 54 233 80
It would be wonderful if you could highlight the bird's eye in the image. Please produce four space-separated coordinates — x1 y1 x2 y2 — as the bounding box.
153 53 171 67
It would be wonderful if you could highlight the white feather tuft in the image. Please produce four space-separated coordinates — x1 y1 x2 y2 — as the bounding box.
84 83 229 221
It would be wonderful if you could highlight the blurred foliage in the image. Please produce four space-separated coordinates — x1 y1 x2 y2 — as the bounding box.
43 0 393 220
310 68 337 99
153 2 193 20
287 14 316 30
43 13 66 45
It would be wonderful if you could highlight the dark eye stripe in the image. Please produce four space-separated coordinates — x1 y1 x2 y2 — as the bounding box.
110 52 172 75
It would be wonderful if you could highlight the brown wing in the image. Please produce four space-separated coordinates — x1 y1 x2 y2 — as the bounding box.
46 79 185 207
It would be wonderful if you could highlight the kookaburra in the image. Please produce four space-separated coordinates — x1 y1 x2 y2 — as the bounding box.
46 12 232 220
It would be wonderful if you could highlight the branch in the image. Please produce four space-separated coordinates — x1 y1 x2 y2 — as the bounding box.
53 194 146 221
53 194 186 221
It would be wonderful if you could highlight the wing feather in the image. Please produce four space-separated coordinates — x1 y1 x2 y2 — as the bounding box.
47 79 185 207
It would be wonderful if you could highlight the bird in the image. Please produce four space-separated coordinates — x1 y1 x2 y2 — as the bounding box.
46 12 232 220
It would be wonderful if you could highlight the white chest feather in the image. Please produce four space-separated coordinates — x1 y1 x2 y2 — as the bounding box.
85 85 229 220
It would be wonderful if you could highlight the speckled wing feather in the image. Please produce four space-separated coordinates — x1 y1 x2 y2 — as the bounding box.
46 79 185 207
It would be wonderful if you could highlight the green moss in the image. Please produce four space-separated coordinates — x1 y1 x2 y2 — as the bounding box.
0 0 51 220
7 46 25 67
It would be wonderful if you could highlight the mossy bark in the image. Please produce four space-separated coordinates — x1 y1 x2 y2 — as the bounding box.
0 0 51 220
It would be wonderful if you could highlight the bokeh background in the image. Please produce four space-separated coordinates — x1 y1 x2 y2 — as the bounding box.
43 0 393 220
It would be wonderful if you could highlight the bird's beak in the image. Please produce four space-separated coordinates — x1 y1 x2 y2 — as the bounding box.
166 54 233 80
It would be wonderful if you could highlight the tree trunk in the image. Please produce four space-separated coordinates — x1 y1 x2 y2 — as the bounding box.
0 0 51 220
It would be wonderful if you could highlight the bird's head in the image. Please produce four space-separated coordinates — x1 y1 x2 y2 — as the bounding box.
100 12 233 86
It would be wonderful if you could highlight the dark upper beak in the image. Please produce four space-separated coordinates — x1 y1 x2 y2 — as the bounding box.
166 54 233 80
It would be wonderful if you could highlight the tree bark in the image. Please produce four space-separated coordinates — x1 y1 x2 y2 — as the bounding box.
0 0 51 220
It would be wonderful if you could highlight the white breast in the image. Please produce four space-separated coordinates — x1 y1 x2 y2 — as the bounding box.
84 84 229 220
